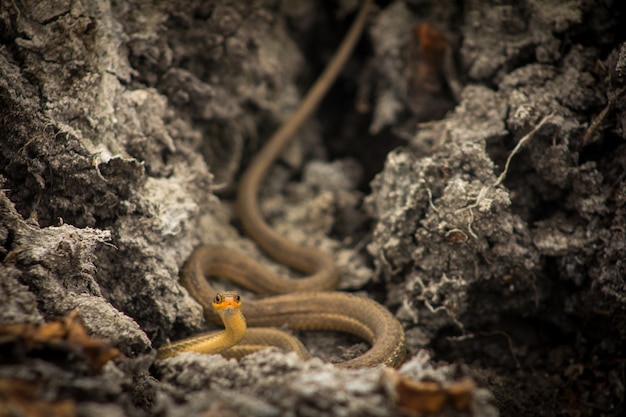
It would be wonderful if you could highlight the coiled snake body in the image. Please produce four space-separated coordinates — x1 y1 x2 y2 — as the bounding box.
158 0 406 368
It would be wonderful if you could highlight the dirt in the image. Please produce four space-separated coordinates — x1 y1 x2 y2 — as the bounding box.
1 1 625 416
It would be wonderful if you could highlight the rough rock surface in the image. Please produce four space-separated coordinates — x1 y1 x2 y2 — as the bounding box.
1 1 624 416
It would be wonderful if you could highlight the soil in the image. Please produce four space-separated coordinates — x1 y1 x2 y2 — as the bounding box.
1 1 625 416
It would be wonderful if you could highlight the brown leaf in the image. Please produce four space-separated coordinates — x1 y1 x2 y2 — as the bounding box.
0 310 120 372
382 368 477 415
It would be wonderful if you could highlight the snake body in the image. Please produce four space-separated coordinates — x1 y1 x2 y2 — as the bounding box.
157 291 246 359
158 0 406 368
179 246 405 368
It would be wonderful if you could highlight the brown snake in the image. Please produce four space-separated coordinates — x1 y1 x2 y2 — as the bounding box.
158 0 406 368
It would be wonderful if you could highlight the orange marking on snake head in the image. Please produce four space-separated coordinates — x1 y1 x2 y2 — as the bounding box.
212 291 242 311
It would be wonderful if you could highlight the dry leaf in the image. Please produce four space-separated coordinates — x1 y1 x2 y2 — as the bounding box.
0 310 120 372
382 368 476 415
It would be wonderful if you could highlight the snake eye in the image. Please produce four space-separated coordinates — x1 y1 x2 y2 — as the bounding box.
214 293 222 304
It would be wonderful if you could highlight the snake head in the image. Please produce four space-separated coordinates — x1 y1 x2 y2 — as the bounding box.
212 291 242 317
